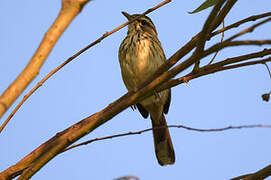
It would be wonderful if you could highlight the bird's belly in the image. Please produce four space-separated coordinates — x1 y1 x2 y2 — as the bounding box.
121 39 163 91
121 54 158 91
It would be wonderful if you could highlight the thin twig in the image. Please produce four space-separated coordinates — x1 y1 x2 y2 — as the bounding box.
62 124 271 153
159 57 271 91
158 41 271 92
226 17 271 42
0 0 172 135
212 12 271 36
263 63 271 79
187 58 271 81
203 48 271 71
210 0 237 32
193 0 227 71
208 20 225 65
204 40 271 56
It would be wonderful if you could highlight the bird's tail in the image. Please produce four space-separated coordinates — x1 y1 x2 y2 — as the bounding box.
150 113 175 166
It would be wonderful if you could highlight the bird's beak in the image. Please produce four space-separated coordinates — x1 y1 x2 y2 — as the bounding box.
121 11 132 21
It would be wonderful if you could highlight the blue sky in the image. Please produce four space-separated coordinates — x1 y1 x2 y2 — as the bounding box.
0 0 270 179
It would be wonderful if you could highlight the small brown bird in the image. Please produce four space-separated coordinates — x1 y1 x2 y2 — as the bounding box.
118 12 175 166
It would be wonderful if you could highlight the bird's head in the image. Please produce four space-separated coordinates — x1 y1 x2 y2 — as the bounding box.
122 11 157 36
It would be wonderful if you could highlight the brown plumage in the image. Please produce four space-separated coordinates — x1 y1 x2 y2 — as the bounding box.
118 12 175 165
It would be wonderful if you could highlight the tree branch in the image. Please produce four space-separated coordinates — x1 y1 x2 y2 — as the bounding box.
263 63 271 79
62 124 271 153
193 0 229 71
212 11 271 36
226 17 271 42
202 48 271 71
160 57 271 91
0 0 93 118
204 40 271 56
231 164 271 180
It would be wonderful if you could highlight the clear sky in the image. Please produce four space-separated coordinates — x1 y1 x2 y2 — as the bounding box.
0 0 270 179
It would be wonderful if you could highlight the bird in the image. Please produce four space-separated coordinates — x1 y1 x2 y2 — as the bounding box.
118 11 175 166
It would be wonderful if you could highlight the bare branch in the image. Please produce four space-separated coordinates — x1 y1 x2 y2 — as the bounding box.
159 57 271 91
193 0 228 71
203 48 271 71
226 17 271 41
62 124 271 153
210 0 237 32
0 0 93 118
204 40 271 55
231 164 271 180
208 20 225 65
212 12 271 36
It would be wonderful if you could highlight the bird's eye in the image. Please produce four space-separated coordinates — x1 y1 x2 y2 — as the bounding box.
141 20 148 26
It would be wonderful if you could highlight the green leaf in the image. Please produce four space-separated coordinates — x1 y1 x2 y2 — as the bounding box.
189 0 219 14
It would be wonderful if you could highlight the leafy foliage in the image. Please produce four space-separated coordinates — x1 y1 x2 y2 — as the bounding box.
189 0 218 14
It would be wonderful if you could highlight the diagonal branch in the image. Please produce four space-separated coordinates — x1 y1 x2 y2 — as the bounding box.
0 0 93 118
193 0 228 71
196 0 227 54
231 164 271 180
202 48 271 71
210 0 237 33
204 40 271 56
152 40 271 95
159 57 271 92
226 17 271 41
212 11 271 36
